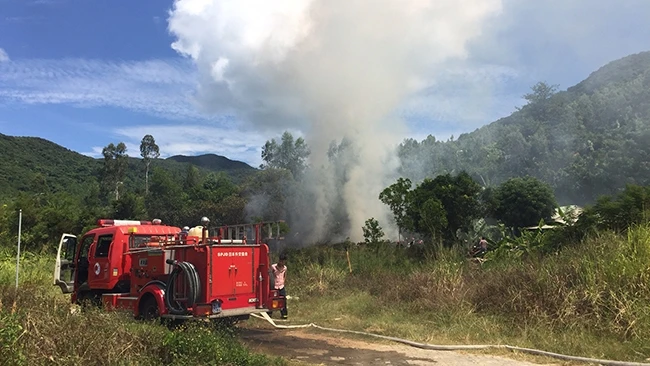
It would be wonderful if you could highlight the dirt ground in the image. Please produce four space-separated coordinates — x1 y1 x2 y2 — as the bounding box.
239 325 557 366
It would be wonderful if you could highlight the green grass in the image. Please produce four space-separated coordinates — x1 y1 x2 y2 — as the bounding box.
0 251 54 289
0 254 287 366
5 224 650 364
282 227 650 363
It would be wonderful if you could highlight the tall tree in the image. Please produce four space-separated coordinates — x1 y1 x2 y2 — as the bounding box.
145 167 187 226
102 142 128 200
379 177 413 241
184 165 201 190
523 81 559 105
140 134 160 195
260 131 311 179
112 192 146 220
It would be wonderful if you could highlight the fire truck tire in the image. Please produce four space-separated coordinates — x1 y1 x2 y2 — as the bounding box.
139 296 159 321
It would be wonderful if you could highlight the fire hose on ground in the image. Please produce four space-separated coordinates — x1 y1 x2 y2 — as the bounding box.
250 311 650 366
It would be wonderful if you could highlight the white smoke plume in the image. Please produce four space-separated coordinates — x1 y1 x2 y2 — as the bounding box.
168 0 502 242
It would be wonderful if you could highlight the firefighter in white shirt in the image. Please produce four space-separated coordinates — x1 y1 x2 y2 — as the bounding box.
270 253 288 319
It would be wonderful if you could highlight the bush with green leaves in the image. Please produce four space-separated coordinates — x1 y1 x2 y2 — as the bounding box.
408 172 482 243
490 176 557 228
362 217 385 244
578 184 650 233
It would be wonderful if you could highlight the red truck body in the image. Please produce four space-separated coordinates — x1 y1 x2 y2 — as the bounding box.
54 218 285 321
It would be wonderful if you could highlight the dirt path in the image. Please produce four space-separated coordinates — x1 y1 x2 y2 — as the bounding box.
240 326 556 366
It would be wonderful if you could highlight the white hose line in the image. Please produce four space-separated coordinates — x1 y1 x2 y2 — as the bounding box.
250 313 650 366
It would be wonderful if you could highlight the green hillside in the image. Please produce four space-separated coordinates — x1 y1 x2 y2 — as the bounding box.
0 134 257 200
0 134 99 199
166 154 255 183
398 50 650 205
168 153 254 171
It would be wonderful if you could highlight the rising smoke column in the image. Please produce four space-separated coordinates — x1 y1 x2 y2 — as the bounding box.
168 0 502 242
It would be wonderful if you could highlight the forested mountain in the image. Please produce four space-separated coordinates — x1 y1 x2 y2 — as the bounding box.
0 134 98 199
168 154 254 171
398 51 650 205
0 133 256 200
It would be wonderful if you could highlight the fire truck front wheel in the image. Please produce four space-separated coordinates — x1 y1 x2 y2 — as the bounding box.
139 296 159 321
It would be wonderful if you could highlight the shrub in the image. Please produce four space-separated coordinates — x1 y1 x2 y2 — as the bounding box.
362 218 385 244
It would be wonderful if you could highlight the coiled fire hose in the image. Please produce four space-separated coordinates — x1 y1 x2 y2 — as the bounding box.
165 260 201 315
251 312 650 366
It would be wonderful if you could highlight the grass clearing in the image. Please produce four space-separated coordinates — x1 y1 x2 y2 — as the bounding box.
283 226 650 363
3 224 650 364
0 253 287 366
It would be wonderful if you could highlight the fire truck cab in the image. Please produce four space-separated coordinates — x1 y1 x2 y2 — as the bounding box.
54 217 285 322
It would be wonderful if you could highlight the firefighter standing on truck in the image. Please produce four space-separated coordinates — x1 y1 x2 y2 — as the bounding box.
271 253 288 319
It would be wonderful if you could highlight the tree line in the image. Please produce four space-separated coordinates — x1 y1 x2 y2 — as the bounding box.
1 128 647 256
0 132 305 252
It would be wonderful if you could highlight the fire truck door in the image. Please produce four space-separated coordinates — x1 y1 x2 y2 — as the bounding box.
54 234 77 293
76 234 95 288
231 247 254 294
89 234 114 288
212 247 255 296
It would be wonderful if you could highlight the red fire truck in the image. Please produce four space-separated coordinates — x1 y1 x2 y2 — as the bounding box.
53 217 286 322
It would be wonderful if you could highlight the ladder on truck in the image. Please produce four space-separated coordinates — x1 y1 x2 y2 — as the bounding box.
125 220 287 250
212 220 285 245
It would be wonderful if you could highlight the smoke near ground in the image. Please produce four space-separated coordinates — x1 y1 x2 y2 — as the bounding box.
168 0 502 242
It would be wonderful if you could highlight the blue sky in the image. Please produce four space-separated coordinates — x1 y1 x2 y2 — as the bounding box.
1 0 649 166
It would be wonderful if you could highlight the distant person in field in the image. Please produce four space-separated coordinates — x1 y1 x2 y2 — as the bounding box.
271 253 288 319
470 237 488 258
477 236 488 257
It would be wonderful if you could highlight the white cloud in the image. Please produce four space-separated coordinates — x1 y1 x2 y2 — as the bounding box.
79 146 104 159
0 42 519 153
3 16 44 23
0 57 209 120
30 0 66 5
0 56 273 164
399 63 522 128
0 48 9 62
464 0 650 88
